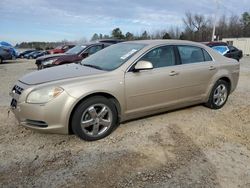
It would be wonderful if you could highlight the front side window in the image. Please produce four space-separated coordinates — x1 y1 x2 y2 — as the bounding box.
87 45 103 55
66 45 86 55
140 45 176 68
178 46 205 64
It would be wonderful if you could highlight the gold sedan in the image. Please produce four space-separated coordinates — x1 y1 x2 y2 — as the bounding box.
10 40 240 141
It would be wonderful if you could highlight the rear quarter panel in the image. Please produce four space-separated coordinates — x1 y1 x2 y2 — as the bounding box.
204 51 240 101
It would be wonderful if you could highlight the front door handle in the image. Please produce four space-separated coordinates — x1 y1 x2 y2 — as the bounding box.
169 71 179 76
209 66 216 70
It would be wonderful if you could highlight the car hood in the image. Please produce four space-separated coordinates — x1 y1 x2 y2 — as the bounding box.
37 53 69 61
19 63 106 85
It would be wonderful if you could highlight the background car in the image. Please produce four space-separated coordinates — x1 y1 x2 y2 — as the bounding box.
32 51 49 59
47 44 75 54
24 51 42 59
18 50 36 58
36 42 111 69
0 41 18 58
204 41 243 61
0 46 13 63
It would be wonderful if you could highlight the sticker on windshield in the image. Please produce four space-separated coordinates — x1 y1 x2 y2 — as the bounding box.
120 49 138 60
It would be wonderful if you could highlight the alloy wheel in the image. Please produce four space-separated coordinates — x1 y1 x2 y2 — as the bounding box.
213 84 228 106
80 104 113 137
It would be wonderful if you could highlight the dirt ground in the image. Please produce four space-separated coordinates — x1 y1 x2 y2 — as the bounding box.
0 58 250 188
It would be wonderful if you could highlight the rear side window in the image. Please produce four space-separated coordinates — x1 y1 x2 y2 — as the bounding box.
203 49 213 61
87 45 103 55
177 46 205 64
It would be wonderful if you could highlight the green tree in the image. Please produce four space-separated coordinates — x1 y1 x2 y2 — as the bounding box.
111 28 124 39
241 12 250 36
179 32 186 40
125 32 134 40
91 33 99 41
141 30 150 39
103 34 110 39
162 32 171 39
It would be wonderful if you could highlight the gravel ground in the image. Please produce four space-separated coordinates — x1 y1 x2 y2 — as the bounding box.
0 58 250 188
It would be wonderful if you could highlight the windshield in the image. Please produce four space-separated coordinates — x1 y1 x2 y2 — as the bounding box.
81 43 146 71
212 46 229 55
66 45 86 55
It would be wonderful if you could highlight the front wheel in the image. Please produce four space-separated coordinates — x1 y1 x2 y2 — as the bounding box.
37 64 43 70
71 96 118 141
205 80 230 109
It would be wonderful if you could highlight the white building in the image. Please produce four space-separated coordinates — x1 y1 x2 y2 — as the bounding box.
222 38 250 56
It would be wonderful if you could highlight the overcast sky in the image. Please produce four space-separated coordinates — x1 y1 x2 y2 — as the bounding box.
0 0 249 44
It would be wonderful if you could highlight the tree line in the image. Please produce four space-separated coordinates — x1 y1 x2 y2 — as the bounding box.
91 11 250 42
16 11 250 49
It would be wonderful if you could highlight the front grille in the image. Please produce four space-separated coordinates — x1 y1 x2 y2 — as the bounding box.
12 85 24 95
10 85 24 108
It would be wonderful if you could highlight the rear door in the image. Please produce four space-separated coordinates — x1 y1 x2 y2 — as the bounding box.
173 45 218 101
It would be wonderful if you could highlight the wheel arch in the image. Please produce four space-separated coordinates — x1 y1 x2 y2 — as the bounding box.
205 75 232 102
218 76 231 92
68 92 121 134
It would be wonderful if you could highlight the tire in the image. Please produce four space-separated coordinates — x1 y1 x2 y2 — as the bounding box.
205 80 230 109
37 64 42 70
71 96 118 141
0 57 2 64
20 55 24 59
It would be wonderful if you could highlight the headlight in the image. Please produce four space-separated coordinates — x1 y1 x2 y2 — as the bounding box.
43 59 57 66
26 87 64 104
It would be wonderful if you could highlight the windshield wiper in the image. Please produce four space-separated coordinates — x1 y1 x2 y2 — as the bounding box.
83 64 103 70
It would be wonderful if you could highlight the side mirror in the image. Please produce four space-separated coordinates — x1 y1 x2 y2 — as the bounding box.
81 52 89 58
134 61 153 72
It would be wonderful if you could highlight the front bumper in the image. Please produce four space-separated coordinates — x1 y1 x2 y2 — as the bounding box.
11 88 77 134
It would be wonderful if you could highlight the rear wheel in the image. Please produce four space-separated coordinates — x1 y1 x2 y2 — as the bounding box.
205 80 230 109
0 57 2 64
71 96 118 141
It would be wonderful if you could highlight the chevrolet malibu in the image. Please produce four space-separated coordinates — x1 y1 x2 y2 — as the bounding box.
10 40 240 141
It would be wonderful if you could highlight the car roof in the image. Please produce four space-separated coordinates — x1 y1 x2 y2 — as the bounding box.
120 39 209 48
76 42 111 47
202 41 228 46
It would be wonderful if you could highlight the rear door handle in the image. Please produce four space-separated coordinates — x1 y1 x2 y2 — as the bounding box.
169 71 179 76
209 66 216 70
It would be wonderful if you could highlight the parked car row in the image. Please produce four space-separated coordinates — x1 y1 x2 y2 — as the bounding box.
36 42 112 69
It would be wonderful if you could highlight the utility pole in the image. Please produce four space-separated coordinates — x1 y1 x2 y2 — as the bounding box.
212 0 219 41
